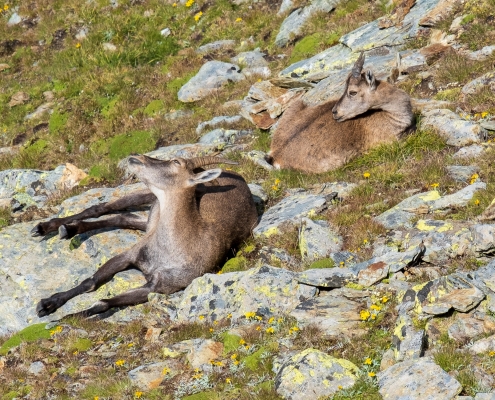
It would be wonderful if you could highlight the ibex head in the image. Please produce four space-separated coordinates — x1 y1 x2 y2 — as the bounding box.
126 155 236 191
332 53 379 122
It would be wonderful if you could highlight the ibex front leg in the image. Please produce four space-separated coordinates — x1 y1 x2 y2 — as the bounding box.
31 189 155 237
36 252 135 317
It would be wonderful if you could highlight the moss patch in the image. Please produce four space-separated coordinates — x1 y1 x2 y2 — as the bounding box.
143 99 165 117
0 324 53 355
307 257 335 269
243 347 266 372
183 392 218 400
221 256 247 273
221 332 242 354
68 338 93 353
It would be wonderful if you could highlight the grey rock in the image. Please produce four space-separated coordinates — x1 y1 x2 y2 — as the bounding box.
196 40 236 55
196 115 242 135
198 128 251 146
28 361 45 375
278 0 296 15
299 218 342 260
146 143 217 160
399 50 428 74
296 267 356 288
178 61 245 103
431 182 486 210
310 181 357 199
102 42 117 52
128 360 179 390
481 121 495 131
0 184 150 335
472 224 495 256
465 45 495 61
446 165 479 183
232 48 268 68
242 150 275 171
75 27 88 41
7 12 22 26
248 183 268 211
461 71 495 97
275 0 343 47
164 109 194 120
275 349 360 399
254 192 327 237
163 338 223 369
421 109 486 147
170 265 317 322
453 144 485 159
340 0 441 52
392 314 425 361
448 313 487 342
289 291 364 336
160 28 171 37
24 102 54 120
469 334 495 354
378 358 462 400
475 395 495 400
242 66 271 79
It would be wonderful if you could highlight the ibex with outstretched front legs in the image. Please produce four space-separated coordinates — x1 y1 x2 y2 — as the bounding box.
268 53 415 173
32 156 258 318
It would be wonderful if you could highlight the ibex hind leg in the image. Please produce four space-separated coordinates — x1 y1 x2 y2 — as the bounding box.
36 252 135 317
59 213 148 239
31 189 155 237
64 284 154 319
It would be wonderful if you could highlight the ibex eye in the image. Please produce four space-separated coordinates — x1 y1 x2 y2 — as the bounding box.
173 159 181 165
349 91 357 96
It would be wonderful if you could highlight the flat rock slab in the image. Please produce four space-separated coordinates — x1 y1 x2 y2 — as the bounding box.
275 0 343 47
461 71 495 97
178 61 245 102
299 217 342 260
196 40 236 55
296 267 356 288
169 265 317 322
146 143 217 160
254 192 327 237
275 349 359 400
340 0 441 52
128 360 180 390
469 334 495 354
446 165 478 183
378 358 462 400
198 128 251 146
453 144 485 159
421 109 486 147
231 48 268 68
289 291 363 337
0 184 149 335
196 115 242 135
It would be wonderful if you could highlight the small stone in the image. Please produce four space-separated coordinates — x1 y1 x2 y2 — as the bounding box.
75 28 88 41
461 72 495 97
186 339 223 369
378 358 462 400
0 63 10 71
102 43 117 52
242 150 275 171
446 165 478 183
453 144 485 159
299 217 342 260
248 183 268 211
466 45 495 61
28 361 45 375
160 28 171 37
480 121 495 131
24 102 54 120
128 361 178 390
43 91 55 101
469 334 495 354
358 261 390 287
232 48 268 69
8 91 30 107
196 115 242 135
196 40 236 55
399 50 428 74
58 163 88 190
8 12 22 26
144 327 162 342
146 143 217 160
198 128 250 146
474 394 495 400
448 314 487 342
380 349 396 371
275 349 360 400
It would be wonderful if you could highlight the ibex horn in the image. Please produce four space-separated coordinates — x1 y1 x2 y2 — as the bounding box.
187 156 238 170
351 52 365 78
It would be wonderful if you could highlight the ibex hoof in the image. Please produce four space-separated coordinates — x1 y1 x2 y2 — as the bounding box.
31 224 45 237
59 225 69 239
36 298 59 317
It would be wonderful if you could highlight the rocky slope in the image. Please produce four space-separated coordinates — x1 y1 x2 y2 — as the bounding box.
2 0 495 399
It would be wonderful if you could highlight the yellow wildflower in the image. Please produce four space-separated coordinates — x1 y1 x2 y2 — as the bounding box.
162 367 171 375
382 296 389 303
370 304 381 311
192 372 203 379
255 315 262 321
231 353 238 360
266 327 275 334
470 173 479 184
75 43 81 48
363 171 370 179
213 320 218 325
217 270 223 274
244 345 250 350
291 326 299 331
233 360 240 365
371 314 376 320
128 342 135 348
475 199 480 206
194 11 203 21
338 385 343 390
94 397 99 400
274 179 281 185
185 0 194 6
172 2 177 6
244 311 256 319
209 328 213 332
489 351 495 357
481 111 489 118
199 315 205 320
272 185 278 191
235 17 242 22
364 358 372 365
226 377 232 383
368 371 376 377
4 4 8 10
256 326 261 331
115 359 125 367
73 351 79 356
360 310 371 321
430 183 439 189
239 339 246 345
268 317 275 324
227 314 232 319
135 392 143 399
363 239 368 244
194 368 201 373
278 318 283 323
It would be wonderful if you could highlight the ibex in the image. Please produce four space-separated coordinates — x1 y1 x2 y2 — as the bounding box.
268 53 415 173
31 156 258 318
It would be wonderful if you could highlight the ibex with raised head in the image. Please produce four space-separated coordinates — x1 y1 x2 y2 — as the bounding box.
32 156 258 318
268 53 415 173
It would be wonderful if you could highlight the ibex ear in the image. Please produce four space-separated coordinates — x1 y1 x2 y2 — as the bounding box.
187 168 222 187
365 70 376 91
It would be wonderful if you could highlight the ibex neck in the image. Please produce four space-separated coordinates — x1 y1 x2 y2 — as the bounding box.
374 82 414 131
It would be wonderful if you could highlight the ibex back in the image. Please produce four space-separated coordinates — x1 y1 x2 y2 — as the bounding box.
32 156 258 319
268 53 415 173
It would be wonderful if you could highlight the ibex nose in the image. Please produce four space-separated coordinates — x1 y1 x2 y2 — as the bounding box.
332 109 339 119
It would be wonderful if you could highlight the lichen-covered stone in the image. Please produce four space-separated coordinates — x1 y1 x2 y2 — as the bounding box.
289 290 364 336
471 224 495 256
340 0 441 52
446 165 479 183
391 314 425 361
275 349 359 400
296 267 356 288
198 128 251 146
178 61 245 102
461 71 495 97
231 48 268 68
299 217 342 260
128 360 180 390
170 265 317 322
378 358 462 400
421 109 486 147
254 192 327 236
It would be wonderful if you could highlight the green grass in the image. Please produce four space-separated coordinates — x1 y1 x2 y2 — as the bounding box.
0 324 53 355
